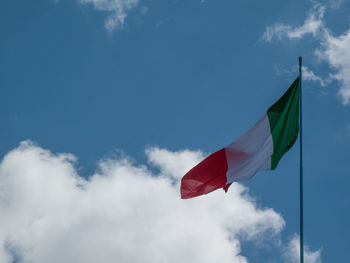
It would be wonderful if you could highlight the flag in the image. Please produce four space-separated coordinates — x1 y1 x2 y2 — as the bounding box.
181 77 300 199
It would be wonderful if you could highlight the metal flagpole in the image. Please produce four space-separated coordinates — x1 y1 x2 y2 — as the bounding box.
299 56 304 263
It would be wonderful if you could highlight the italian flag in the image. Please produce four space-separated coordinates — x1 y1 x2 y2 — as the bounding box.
181 77 300 199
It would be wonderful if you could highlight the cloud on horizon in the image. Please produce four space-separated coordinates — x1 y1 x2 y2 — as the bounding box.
262 2 350 105
0 141 285 263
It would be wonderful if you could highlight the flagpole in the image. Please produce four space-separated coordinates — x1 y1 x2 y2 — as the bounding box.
299 56 304 263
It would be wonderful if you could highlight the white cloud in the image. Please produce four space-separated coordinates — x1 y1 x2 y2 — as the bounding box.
274 64 329 87
0 141 285 263
146 147 205 179
263 2 350 105
262 4 325 42
302 66 329 87
78 0 140 31
284 235 322 263
316 29 350 104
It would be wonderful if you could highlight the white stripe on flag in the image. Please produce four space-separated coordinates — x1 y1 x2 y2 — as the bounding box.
225 113 273 183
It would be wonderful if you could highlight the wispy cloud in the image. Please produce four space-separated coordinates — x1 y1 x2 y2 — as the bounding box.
77 0 140 31
302 66 330 87
347 124 350 137
140 5 149 15
275 64 330 88
0 141 285 263
262 3 325 42
316 29 350 104
329 0 345 10
284 235 322 263
263 2 350 105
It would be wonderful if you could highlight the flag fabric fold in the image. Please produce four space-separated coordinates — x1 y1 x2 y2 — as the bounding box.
181 78 300 199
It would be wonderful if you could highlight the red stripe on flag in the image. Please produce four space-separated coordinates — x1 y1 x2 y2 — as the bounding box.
180 148 228 199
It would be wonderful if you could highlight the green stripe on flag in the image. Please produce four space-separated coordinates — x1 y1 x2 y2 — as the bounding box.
267 77 300 170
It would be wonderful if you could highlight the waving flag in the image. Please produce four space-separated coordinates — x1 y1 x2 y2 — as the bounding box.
181 77 300 199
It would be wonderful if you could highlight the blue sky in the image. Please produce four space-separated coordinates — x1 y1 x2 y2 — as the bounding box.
1 0 350 262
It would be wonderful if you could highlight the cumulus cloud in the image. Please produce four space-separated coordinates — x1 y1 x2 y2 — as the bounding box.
284 235 322 263
0 141 286 263
263 2 350 105
77 0 140 31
